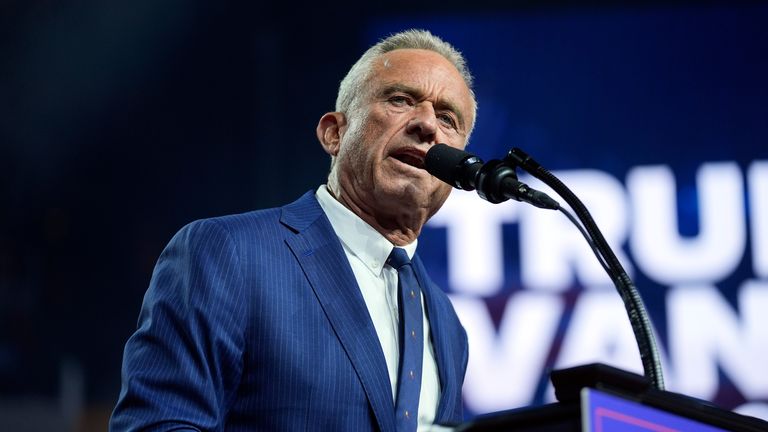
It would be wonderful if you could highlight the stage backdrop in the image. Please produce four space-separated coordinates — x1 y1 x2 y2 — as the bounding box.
368 4 768 421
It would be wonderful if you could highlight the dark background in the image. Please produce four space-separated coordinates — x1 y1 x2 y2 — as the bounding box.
2 1 766 431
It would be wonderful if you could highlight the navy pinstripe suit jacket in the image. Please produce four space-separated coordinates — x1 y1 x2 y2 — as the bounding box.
110 191 469 431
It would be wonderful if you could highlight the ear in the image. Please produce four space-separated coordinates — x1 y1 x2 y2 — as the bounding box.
316 112 346 157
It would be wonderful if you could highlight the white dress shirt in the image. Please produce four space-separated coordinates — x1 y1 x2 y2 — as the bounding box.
316 185 441 430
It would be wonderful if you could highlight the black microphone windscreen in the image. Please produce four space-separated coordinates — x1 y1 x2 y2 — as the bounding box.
424 143 473 186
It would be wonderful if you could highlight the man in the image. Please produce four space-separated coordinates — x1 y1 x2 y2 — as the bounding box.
111 29 476 431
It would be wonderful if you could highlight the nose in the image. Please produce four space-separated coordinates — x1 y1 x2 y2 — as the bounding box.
405 102 438 143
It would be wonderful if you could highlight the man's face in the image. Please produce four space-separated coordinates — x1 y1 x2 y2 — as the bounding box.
331 48 475 223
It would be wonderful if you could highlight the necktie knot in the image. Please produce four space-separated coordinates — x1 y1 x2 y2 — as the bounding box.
387 247 411 270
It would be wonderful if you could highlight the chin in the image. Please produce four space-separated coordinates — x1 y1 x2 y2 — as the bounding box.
405 183 449 210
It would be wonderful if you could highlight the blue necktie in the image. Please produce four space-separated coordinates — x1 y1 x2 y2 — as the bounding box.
387 247 424 432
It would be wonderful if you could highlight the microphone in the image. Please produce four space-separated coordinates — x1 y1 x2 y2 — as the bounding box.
425 143 560 210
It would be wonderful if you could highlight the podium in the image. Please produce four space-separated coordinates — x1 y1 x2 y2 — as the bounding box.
457 364 768 432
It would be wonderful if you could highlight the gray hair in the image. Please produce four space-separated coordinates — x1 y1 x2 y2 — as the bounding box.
335 29 477 134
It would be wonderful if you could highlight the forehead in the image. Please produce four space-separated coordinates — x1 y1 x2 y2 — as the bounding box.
370 49 474 118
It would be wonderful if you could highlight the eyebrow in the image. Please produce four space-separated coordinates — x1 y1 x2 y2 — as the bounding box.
379 83 466 130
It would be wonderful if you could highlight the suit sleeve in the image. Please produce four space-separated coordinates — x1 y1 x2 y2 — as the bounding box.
110 219 247 432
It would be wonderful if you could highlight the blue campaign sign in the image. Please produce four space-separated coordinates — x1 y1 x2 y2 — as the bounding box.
368 4 768 421
582 388 727 432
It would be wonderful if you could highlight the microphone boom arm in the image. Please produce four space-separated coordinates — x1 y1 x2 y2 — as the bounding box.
506 147 666 391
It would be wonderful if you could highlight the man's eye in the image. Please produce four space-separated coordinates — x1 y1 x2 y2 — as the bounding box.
389 95 411 106
438 113 457 128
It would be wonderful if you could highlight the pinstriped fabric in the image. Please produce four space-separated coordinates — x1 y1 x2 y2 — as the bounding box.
285 233 396 432
412 254 468 422
110 191 468 431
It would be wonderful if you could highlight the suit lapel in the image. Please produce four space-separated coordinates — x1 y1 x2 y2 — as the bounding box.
412 254 460 423
281 192 396 432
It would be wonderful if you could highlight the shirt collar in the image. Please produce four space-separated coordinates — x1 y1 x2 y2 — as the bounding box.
316 185 417 276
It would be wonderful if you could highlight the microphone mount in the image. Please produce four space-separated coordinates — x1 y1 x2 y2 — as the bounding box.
424 144 559 209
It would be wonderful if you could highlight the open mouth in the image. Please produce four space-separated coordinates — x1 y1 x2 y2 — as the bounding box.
391 148 426 170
